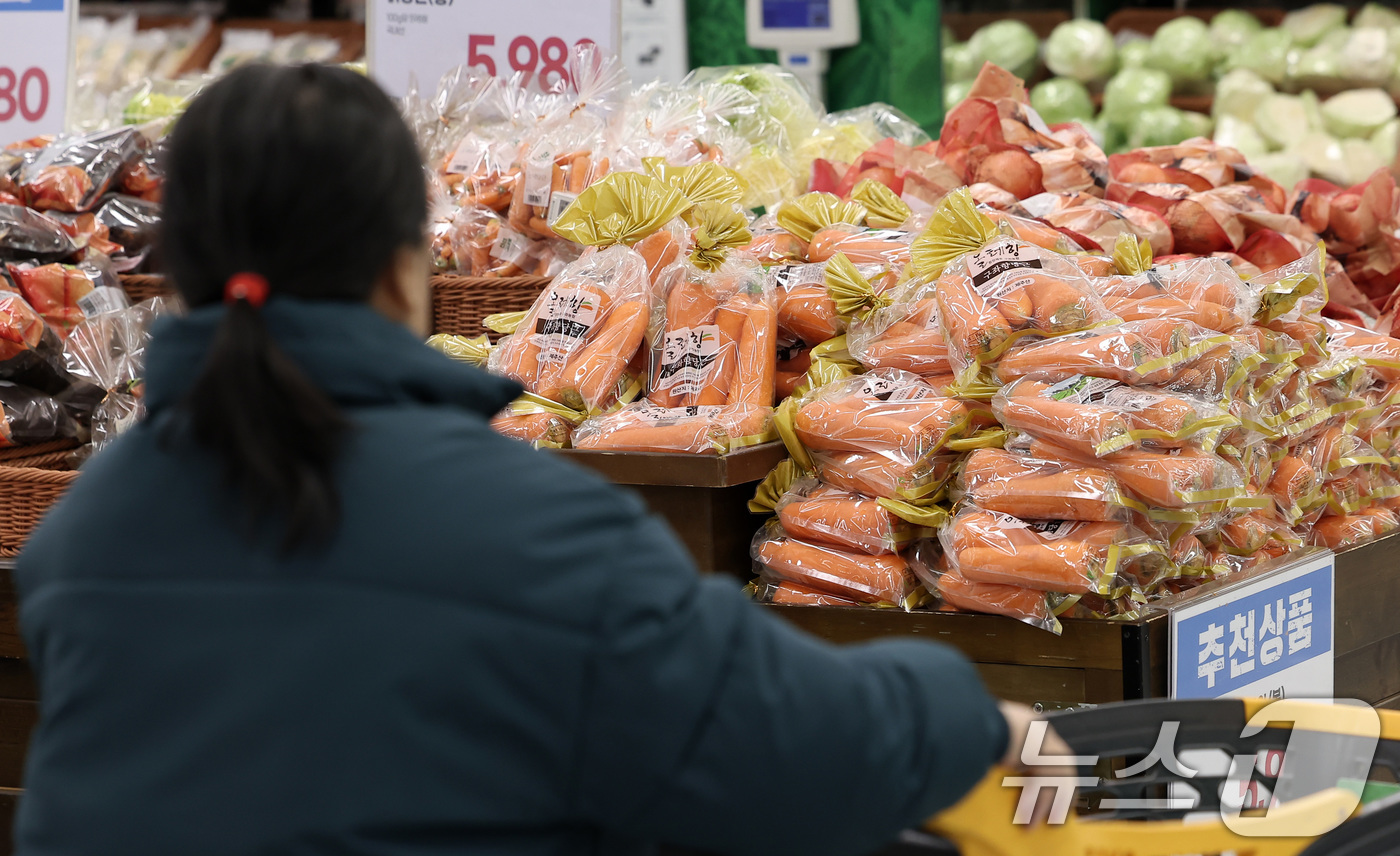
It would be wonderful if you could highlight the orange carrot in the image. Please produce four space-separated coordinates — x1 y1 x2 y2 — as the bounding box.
935 571 1054 625
777 284 842 343
778 492 906 555
695 299 748 406
936 275 1013 360
756 536 911 604
767 580 861 606
961 448 1125 521
795 395 971 460
635 230 680 285
490 411 571 448
1112 293 1245 332
994 379 1135 457
744 232 808 264
731 299 776 408
563 299 648 411
995 327 1155 385
813 451 957 501
807 229 911 266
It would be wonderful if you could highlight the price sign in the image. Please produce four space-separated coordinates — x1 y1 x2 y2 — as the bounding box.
368 0 621 99
0 0 74 140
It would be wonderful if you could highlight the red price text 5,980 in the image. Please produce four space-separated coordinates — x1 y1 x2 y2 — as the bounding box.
467 35 595 88
0 67 50 123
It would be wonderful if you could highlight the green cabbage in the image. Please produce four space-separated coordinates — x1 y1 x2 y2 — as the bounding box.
1031 78 1095 125
1355 2 1400 31
1118 37 1151 69
1128 106 1212 149
943 42 980 83
1102 68 1172 123
1214 68 1274 122
944 80 975 110
1225 29 1294 85
1282 4 1348 48
1249 152 1310 190
1255 93 1315 149
968 20 1040 81
1044 20 1117 83
1210 9 1264 50
1321 88 1398 138
1214 115 1272 160
1147 17 1216 86
1336 28 1395 88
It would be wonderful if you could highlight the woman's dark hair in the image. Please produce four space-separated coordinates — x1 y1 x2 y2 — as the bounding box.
162 64 427 550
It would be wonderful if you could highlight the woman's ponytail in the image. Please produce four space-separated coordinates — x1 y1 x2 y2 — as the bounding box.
185 281 347 550
160 65 427 552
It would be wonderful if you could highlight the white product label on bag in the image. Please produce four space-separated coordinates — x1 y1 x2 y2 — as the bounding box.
657 325 723 395
491 225 532 266
1046 374 1155 412
523 153 554 208
967 242 1041 287
547 190 578 225
772 263 826 291
77 286 129 318
1025 519 1078 540
532 285 601 365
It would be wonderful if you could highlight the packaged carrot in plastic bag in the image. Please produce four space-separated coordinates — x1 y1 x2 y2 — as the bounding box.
648 214 774 413
1100 257 1259 334
741 213 808 265
907 540 1062 634
846 280 950 377
958 448 1139 522
911 189 1115 383
0 204 78 263
1250 245 1326 324
992 377 1138 457
773 478 912 556
572 401 772 454
810 449 958 503
941 509 1164 596
1023 437 1251 512
0 381 79 447
490 393 584 450
751 519 915 606
993 319 1208 386
1322 319 1400 383
772 252 896 346
491 172 691 413
1310 511 1389 550
983 208 1082 254
749 576 862 607
787 369 977 465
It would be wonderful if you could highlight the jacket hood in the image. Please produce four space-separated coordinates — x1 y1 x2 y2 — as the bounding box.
143 298 521 417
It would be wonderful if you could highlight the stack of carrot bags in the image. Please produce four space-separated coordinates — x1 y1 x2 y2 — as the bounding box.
417 55 1400 630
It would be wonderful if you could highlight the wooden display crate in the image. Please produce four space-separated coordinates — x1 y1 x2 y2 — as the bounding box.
776 535 1400 711
557 442 787 576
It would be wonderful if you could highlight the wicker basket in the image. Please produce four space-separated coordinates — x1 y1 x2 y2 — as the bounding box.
119 274 176 304
0 447 78 558
431 275 551 338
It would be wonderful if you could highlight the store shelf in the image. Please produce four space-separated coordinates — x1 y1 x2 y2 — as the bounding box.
771 534 1400 710
557 441 787 488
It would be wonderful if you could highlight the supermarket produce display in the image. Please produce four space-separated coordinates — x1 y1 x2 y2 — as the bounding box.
0 129 168 456
390 49 1400 633
13 36 1400 636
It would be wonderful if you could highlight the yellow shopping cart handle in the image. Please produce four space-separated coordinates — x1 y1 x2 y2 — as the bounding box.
924 765 1360 856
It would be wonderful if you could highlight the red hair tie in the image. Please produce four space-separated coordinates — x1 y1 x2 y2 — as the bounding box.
224 272 270 308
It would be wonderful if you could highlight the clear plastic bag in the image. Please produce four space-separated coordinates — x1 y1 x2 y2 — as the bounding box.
749 575 862 607
907 539 1060 633
941 508 1162 596
62 296 170 453
95 195 161 256
993 319 1214 387
774 477 910 556
1099 257 1259 333
5 259 120 339
18 129 143 214
0 204 77 263
650 256 776 410
572 401 771 454
810 449 957 503
846 281 950 377
958 447 1138 522
751 519 913 606
0 381 78 447
488 243 650 413
935 236 1116 379
1022 435 1251 511
789 369 977 465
